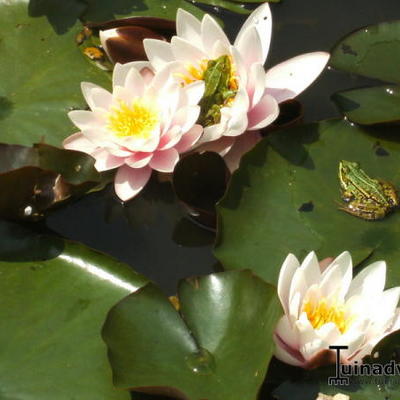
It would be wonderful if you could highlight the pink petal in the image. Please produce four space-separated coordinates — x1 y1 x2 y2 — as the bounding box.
224 130 262 172
234 2 272 64
247 93 279 131
149 148 179 173
125 152 153 168
114 165 152 201
92 149 125 172
247 63 267 108
63 132 97 154
265 52 330 103
197 135 236 157
175 125 203 153
159 126 182 150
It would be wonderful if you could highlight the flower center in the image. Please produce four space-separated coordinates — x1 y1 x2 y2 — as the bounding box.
302 298 351 334
108 98 159 138
176 55 238 127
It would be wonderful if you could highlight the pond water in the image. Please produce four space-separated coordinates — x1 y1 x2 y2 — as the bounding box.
47 0 400 295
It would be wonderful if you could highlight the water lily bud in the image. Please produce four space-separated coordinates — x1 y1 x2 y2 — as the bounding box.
274 251 400 369
87 17 175 64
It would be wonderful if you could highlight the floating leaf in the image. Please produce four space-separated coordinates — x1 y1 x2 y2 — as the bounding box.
103 270 280 400
0 0 110 147
330 20 400 84
0 220 148 400
0 143 111 221
215 119 400 288
332 85 400 125
28 0 87 34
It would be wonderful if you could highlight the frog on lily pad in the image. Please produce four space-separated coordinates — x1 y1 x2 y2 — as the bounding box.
338 160 399 220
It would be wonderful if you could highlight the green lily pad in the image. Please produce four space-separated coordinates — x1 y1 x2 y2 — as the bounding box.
0 220 148 400
102 269 280 400
0 0 110 147
332 85 400 125
330 20 400 84
215 118 400 288
0 143 111 221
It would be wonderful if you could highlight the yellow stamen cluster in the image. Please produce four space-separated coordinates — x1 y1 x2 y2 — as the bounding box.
108 99 159 138
302 298 351 334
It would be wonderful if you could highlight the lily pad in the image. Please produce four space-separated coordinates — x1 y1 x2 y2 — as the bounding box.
0 143 110 221
0 0 110 147
215 118 400 288
102 269 280 400
330 20 400 84
0 220 148 400
332 86 400 125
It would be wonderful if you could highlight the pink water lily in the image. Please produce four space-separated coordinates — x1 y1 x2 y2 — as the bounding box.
63 62 204 201
274 251 400 369
140 3 329 171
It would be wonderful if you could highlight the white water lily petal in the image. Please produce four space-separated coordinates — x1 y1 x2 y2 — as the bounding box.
300 251 321 287
182 80 205 106
265 51 330 103
115 165 152 202
234 2 272 64
275 315 299 349
278 253 301 316
201 14 230 53
320 252 352 299
143 39 174 71
346 261 386 300
113 61 154 88
124 67 145 96
171 36 206 64
176 8 202 48
235 26 264 68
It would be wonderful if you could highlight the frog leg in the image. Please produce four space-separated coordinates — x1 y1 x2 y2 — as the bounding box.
338 200 388 221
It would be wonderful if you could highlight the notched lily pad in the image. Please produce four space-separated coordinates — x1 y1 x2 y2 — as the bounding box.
102 269 281 400
215 118 400 288
0 143 111 221
332 86 400 126
173 152 230 230
0 221 147 400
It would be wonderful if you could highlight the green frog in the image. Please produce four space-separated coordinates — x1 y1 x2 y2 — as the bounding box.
198 55 237 127
338 160 399 220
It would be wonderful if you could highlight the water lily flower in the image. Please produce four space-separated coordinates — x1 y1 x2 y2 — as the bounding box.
63 62 204 201
274 251 400 368
143 4 329 170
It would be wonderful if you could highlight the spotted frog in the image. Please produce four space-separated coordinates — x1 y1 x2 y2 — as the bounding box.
338 160 399 220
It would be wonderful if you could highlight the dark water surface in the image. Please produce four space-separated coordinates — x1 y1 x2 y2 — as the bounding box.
47 0 400 294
